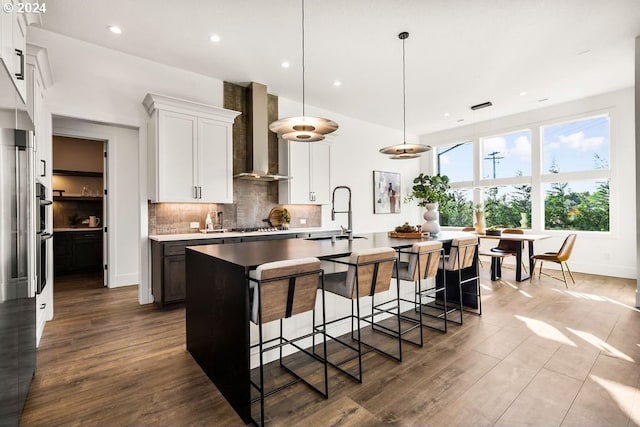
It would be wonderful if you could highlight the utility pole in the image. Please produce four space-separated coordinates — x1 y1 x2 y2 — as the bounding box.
484 151 504 179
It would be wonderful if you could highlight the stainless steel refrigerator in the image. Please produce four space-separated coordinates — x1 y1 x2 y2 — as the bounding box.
0 128 36 426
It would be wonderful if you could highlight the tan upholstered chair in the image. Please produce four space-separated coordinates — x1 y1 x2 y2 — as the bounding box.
440 235 481 324
323 247 398 383
248 257 327 426
531 234 577 288
393 241 447 343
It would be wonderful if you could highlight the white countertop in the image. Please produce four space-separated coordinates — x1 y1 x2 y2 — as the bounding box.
149 227 340 242
54 227 102 232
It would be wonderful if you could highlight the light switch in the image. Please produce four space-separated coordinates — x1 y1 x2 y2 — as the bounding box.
300 218 307 225
190 222 200 229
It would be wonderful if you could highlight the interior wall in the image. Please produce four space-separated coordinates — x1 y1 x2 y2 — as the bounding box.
635 35 639 307
419 88 636 279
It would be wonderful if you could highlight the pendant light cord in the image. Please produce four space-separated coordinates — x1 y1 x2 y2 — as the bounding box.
402 34 406 146
301 0 306 118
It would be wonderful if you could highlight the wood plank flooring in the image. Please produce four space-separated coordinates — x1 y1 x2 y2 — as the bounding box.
21 268 640 426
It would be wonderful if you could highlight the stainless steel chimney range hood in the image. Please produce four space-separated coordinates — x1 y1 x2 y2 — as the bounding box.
234 82 290 182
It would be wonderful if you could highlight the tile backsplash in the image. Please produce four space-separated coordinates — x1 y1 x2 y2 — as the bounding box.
147 179 321 235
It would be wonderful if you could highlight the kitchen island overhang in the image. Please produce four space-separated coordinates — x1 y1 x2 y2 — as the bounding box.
185 232 473 423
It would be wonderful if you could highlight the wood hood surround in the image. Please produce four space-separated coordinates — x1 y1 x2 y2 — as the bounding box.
232 82 290 181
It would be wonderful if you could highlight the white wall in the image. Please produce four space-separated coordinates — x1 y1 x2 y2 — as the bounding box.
278 98 424 234
419 88 636 279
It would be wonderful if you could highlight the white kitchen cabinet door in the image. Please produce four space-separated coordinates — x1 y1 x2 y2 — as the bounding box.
0 2 27 103
197 117 233 203
157 110 198 202
279 141 330 205
310 142 330 205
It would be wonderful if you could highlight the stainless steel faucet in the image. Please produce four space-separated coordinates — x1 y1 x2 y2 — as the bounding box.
331 186 353 241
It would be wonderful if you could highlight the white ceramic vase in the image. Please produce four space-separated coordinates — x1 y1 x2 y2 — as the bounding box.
422 203 440 235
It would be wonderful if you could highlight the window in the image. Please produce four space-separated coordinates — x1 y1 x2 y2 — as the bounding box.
480 130 531 179
437 142 473 227
544 180 609 231
541 115 610 232
434 113 610 233
542 115 610 174
483 185 531 229
437 142 473 183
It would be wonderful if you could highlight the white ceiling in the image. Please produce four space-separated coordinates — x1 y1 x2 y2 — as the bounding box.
39 0 640 136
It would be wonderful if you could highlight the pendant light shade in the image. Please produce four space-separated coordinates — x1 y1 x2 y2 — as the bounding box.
269 0 338 142
380 31 431 158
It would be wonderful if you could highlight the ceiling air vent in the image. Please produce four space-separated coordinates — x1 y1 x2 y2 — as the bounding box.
470 101 493 110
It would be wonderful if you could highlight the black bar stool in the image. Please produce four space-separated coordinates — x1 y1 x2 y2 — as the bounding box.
321 247 398 383
247 257 327 426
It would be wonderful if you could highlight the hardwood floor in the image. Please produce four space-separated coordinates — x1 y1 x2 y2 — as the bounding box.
21 268 640 426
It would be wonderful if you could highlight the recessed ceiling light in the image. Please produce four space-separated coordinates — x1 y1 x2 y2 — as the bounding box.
209 34 221 43
457 119 465 123
281 61 290 68
519 91 528 96
578 49 591 56
537 98 549 102
333 81 341 87
444 113 450 117
108 26 122 34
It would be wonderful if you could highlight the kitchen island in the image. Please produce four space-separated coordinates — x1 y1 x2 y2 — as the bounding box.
185 231 473 423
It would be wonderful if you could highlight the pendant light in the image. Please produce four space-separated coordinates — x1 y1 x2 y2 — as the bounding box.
269 0 338 142
380 32 431 159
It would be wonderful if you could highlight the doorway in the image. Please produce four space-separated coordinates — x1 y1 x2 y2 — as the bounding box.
51 135 108 288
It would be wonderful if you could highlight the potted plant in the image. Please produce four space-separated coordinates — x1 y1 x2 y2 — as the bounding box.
406 173 452 235
486 226 502 236
281 208 291 229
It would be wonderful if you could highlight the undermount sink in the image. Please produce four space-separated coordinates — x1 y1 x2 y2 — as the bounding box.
305 235 366 241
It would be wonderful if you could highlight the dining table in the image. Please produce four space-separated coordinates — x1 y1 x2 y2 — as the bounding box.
479 233 551 281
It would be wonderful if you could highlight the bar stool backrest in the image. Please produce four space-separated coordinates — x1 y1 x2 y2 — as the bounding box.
407 241 443 281
252 257 321 324
443 236 478 271
344 248 396 299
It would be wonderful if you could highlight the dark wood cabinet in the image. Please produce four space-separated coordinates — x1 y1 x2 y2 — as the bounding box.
150 232 305 308
54 230 103 276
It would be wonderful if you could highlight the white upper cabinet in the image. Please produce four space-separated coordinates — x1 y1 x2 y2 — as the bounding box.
0 1 27 102
279 140 331 205
144 93 240 203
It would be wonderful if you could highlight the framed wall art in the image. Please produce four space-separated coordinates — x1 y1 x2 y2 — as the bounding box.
373 170 401 214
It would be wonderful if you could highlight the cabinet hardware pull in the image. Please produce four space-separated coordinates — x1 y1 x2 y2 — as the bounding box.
15 49 24 80
194 186 198 199
40 303 46 310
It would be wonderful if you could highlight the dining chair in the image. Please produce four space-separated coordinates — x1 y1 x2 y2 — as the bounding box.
322 247 399 383
490 228 528 272
247 257 327 426
531 234 577 288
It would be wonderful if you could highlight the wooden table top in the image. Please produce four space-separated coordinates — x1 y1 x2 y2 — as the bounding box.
187 231 472 269
478 233 551 242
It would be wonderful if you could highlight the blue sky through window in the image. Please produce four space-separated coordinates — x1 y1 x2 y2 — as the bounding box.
481 130 532 179
542 115 610 174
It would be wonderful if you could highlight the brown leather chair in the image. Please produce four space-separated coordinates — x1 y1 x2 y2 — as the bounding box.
490 228 527 272
531 234 577 288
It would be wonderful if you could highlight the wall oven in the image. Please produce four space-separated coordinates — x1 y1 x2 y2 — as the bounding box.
36 182 52 294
